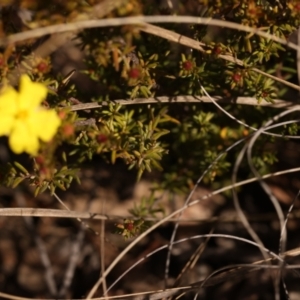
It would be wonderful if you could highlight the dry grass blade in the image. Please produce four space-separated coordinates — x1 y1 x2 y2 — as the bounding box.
297 27 300 90
3 15 300 90
15 191 58 297
1 207 300 224
2 16 299 51
171 229 214 293
140 23 300 92
1 167 300 219
100 201 108 299
85 166 300 299
69 95 300 112
58 226 85 297
109 242 300 299
0 208 108 219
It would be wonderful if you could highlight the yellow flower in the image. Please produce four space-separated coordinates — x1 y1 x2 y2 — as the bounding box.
0 75 61 155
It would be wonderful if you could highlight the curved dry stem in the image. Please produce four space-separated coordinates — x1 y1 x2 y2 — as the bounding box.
2 206 300 223
199 84 300 139
0 292 34 300
230 118 300 260
4 16 300 91
141 23 300 92
53 192 99 235
15 191 58 296
106 233 286 295
231 140 280 297
247 107 300 255
2 16 299 51
164 80 269 285
245 108 300 300
232 144 268 258
58 227 85 297
280 191 300 254
69 95 300 112
85 165 300 299
199 263 300 291
163 83 300 285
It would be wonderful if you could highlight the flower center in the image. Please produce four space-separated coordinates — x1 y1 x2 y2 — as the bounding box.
17 110 29 120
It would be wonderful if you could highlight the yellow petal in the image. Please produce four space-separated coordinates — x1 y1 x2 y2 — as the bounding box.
0 115 15 135
0 86 18 115
0 86 18 136
9 120 39 155
18 75 48 111
27 109 61 142
24 136 39 155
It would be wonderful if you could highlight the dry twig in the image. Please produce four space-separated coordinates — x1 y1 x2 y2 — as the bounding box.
69 95 300 112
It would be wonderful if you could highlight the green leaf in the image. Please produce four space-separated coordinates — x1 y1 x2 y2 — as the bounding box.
11 176 25 188
34 186 41 197
152 129 170 140
111 150 117 164
39 183 49 194
13 162 29 175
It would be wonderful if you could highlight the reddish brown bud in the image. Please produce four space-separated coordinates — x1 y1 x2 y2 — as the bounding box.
128 68 140 78
97 134 108 143
232 73 242 82
58 111 67 120
213 45 222 55
35 155 44 165
63 124 74 137
125 222 134 231
182 60 193 71
37 62 48 73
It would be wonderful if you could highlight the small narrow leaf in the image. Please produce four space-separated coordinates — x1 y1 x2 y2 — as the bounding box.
13 162 29 175
12 177 25 188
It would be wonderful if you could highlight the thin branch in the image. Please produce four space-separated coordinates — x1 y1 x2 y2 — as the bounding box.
172 229 213 288
15 191 58 297
3 205 300 224
85 166 300 299
53 192 99 235
2 16 299 52
3 16 300 90
297 27 300 91
163 83 299 289
100 201 108 299
140 23 300 92
103 231 300 300
69 95 300 112
0 208 108 219
0 15 300 91
253 67 300 91
1 251 300 300
106 231 285 296
0 291 34 300
57 226 85 297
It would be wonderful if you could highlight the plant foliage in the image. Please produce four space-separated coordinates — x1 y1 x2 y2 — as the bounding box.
0 0 299 233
